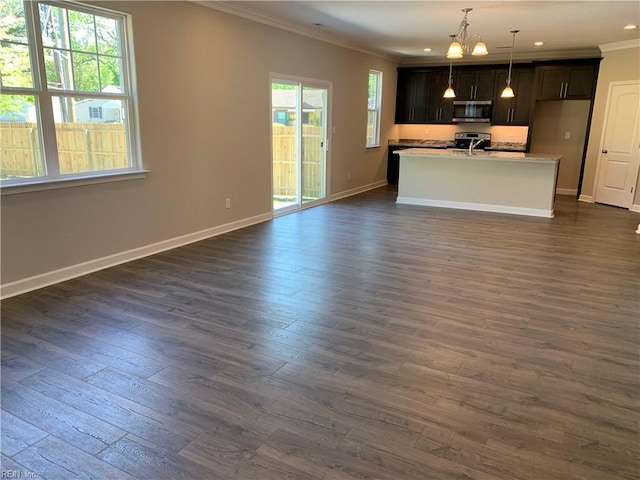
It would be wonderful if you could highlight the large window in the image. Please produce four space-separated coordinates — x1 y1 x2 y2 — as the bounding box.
0 0 141 187
366 69 382 148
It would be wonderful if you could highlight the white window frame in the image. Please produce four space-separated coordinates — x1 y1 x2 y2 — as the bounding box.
366 69 382 148
0 0 144 194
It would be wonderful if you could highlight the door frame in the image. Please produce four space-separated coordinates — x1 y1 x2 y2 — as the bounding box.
269 73 332 216
592 80 640 210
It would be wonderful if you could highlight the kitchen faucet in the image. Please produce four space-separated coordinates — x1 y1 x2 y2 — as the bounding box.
469 138 485 155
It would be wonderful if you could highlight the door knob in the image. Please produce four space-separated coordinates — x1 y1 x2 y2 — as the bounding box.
602 149 608 153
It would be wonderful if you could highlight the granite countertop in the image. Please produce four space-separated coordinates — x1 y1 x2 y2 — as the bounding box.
396 147 561 164
484 142 527 152
389 139 453 148
389 139 526 152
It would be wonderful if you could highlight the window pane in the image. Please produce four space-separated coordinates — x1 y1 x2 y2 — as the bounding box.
0 42 34 88
0 0 34 88
366 111 377 146
368 72 379 109
96 16 120 56
44 47 73 89
40 4 69 49
99 55 122 91
72 51 100 92
69 10 96 53
52 96 130 174
0 94 45 180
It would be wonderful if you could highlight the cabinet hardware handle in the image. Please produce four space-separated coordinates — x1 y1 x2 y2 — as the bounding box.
559 83 564 98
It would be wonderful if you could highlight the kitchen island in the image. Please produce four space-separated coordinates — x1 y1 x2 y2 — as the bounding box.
396 148 561 218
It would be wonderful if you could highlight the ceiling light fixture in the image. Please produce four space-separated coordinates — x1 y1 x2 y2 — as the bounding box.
444 42 456 98
423 47 432 52
501 30 519 98
624 24 638 30
447 8 488 58
534 41 544 46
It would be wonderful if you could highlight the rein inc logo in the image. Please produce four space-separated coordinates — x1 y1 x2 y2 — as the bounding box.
1 471 37 478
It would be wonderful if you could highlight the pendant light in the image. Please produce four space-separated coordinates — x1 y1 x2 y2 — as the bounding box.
443 49 456 98
446 8 488 59
501 30 519 98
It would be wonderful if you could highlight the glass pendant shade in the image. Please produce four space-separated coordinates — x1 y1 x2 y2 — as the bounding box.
447 41 463 58
501 85 514 98
472 41 488 55
443 87 456 98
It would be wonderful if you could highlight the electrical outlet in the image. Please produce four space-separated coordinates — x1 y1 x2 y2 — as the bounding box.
565 131 571 139
347 173 352 181
225 198 231 209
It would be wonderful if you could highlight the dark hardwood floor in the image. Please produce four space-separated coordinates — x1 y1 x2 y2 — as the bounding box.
2 186 639 480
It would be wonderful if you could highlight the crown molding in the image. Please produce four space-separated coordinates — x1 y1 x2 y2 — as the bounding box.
399 48 602 67
193 1 400 63
599 39 640 52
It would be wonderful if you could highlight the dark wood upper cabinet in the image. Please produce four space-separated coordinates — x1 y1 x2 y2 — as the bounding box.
534 60 599 100
395 69 428 123
395 58 600 125
424 70 454 124
492 66 535 125
395 69 453 124
453 68 495 101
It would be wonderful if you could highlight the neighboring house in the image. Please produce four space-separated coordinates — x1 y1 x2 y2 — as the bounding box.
73 98 122 123
271 89 324 126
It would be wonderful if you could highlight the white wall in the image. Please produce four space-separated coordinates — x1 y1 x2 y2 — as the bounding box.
0 1 398 291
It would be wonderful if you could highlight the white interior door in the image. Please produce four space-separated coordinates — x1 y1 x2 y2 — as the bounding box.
595 81 640 208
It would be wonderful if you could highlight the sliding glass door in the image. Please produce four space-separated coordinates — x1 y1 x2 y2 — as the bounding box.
271 78 328 213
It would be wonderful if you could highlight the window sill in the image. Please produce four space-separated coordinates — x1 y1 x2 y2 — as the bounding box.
1 170 149 196
366 144 382 149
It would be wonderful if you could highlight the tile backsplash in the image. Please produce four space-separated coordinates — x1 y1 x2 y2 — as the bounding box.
392 124 528 144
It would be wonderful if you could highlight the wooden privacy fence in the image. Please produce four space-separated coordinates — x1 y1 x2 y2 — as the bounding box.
2 122 323 197
1 122 128 178
272 123 324 199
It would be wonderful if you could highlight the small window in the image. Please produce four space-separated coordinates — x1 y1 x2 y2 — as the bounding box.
89 106 103 119
366 70 382 148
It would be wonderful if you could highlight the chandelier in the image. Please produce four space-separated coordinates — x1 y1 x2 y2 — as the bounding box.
447 8 488 58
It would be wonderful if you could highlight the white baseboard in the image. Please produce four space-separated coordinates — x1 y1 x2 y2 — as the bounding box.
631 204 640 213
1 180 391 300
329 180 388 202
396 196 554 218
579 194 594 203
0 212 272 300
556 188 577 196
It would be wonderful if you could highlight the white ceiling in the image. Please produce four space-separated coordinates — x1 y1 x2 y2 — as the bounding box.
201 1 640 65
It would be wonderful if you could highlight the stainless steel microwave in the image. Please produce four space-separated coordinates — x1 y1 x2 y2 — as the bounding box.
452 100 492 123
